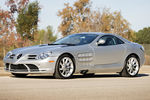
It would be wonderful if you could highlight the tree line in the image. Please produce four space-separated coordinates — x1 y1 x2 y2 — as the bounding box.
0 0 56 62
58 0 150 43
0 0 150 66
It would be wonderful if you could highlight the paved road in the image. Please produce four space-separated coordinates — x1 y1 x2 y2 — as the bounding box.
0 66 150 100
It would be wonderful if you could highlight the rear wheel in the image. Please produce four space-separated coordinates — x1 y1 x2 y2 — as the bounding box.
54 54 75 79
12 73 28 77
121 55 140 77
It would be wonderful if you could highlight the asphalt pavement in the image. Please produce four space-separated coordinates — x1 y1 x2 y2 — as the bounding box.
0 65 150 100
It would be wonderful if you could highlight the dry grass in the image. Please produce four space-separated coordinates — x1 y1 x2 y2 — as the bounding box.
145 55 150 65
142 44 150 65
0 60 3 67
143 44 150 55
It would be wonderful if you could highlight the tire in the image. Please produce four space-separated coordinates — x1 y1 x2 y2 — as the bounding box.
54 54 75 79
12 73 28 77
120 55 140 77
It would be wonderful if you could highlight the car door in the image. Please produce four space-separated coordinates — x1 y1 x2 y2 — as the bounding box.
92 35 126 72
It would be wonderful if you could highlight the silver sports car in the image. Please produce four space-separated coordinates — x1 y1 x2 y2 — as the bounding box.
3 32 145 79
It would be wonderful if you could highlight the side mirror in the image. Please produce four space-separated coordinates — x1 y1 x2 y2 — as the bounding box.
97 39 106 45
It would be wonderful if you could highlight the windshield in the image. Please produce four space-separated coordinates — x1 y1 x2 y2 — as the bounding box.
52 34 98 45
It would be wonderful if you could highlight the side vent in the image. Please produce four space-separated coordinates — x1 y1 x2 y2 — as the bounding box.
28 55 37 60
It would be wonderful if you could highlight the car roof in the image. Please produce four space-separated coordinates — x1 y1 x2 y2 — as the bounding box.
76 32 115 36
75 32 130 43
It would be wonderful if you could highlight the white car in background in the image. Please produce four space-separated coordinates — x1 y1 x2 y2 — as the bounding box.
3 32 145 79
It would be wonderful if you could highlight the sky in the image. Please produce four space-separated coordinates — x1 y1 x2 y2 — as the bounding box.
0 0 150 37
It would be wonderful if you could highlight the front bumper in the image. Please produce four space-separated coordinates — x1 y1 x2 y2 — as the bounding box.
3 57 58 74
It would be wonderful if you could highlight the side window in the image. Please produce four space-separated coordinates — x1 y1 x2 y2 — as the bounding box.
98 35 116 46
114 36 124 45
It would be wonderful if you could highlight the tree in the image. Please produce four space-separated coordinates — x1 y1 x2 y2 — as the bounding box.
0 9 14 36
6 0 29 13
135 27 150 44
35 26 57 44
0 8 22 60
58 0 91 36
16 1 40 40
0 0 29 65
88 9 135 40
58 0 135 41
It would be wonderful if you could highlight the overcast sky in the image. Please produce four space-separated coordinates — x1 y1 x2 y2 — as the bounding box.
0 0 150 37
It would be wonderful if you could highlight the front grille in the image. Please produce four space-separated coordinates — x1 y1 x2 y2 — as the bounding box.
6 63 39 72
28 55 37 60
10 64 28 72
26 64 39 71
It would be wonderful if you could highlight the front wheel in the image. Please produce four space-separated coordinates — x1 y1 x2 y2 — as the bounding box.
120 55 140 77
54 54 75 79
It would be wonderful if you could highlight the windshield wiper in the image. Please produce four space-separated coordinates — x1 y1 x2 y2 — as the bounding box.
59 43 76 46
48 43 76 46
48 43 60 45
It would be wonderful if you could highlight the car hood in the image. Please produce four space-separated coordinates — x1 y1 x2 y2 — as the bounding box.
10 44 66 55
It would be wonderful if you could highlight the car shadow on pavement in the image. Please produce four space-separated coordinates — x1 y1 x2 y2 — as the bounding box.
72 73 149 79
11 75 55 79
10 73 149 79
137 73 149 77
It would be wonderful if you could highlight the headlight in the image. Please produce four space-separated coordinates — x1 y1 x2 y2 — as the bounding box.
38 51 52 59
5 52 12 58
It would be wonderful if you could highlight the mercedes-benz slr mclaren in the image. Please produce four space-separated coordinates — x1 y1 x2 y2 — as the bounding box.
3 33 145 79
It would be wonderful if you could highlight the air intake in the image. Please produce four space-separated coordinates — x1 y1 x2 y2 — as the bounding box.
17 54 22 59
